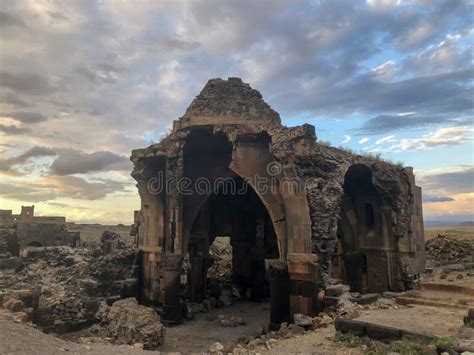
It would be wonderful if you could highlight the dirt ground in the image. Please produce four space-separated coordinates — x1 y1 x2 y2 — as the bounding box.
0 319 152 355
355 304 466 337
164 300 270 352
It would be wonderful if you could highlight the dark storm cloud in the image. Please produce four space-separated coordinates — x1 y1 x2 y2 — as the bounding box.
419 167 474 195
50 150 131 175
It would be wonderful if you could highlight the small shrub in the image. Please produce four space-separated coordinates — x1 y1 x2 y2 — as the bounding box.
333 331 361 348
388 340 423 354
457 299 468 305
431 336 455 348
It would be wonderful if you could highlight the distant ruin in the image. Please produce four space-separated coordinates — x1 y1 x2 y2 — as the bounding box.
0 206 79 256
130 78 425 327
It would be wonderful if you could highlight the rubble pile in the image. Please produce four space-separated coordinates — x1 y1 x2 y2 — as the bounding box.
207 238 232 280
102 298 165 349
426 234 474 266
0 244 138 333
100 231 126 254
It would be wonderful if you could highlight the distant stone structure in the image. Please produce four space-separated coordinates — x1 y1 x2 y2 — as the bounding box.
130 78 425 327
0 206 79 256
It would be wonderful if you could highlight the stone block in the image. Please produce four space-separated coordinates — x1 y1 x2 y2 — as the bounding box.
323 296 340 306
3 297 23 312
400 329 435 344
334 318 367 336
326 285 344 297
352 293 379 305
366 323 401 341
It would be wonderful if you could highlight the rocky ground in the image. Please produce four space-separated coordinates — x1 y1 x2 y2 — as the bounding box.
0 225 473 354
425 233 474 267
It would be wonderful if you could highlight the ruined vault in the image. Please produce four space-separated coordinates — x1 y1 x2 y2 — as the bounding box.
130 78 425 327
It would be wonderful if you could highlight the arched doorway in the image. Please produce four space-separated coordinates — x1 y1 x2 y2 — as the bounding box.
333 164 392 293
181 129 280 304
184 175 279 304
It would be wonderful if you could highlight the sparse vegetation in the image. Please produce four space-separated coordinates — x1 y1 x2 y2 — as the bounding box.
457 299 468 305
334 144 404 166
365 340 424 355
333 331 362 348
431 336 455 348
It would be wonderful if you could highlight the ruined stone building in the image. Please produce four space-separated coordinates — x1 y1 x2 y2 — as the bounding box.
130 78 425 327
0 206 79 256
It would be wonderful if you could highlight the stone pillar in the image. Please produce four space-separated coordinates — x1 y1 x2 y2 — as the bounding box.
232 242 252 291
251 218 266 300
266 259 290 331
161 254 183 326
287 253 319 319
186 242 208 302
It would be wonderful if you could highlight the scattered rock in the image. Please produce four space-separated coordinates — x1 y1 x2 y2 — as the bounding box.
326 285 344 297
351 293 379 305
103 298 165 350
288 324 305 335
426 236 474 266
294 313 313 328
3 297 23 312
209 341 224 352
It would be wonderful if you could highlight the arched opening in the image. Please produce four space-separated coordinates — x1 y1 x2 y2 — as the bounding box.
184 176 279 304
333 164 391 293
181 129 280 305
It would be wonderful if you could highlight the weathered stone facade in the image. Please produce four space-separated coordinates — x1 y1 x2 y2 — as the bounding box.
0 206 79 256
130 78 425 327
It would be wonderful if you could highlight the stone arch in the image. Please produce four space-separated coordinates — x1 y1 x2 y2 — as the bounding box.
334 163 394 293
132 157 166 305
180 128 298 260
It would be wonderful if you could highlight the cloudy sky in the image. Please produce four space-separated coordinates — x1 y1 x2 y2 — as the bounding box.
0 0 472 224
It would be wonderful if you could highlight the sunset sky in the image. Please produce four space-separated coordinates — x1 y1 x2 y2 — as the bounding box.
0 0 472 224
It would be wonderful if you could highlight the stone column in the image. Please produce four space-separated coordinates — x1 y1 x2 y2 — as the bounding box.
161 254 183 326
287 253 319 319
251 218 266 300
266 259 290 331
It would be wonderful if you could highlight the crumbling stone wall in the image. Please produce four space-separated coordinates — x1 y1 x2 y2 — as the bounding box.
131 77 425 324
0 207 79 256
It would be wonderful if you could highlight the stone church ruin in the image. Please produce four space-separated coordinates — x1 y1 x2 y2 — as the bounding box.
130 78 425 328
